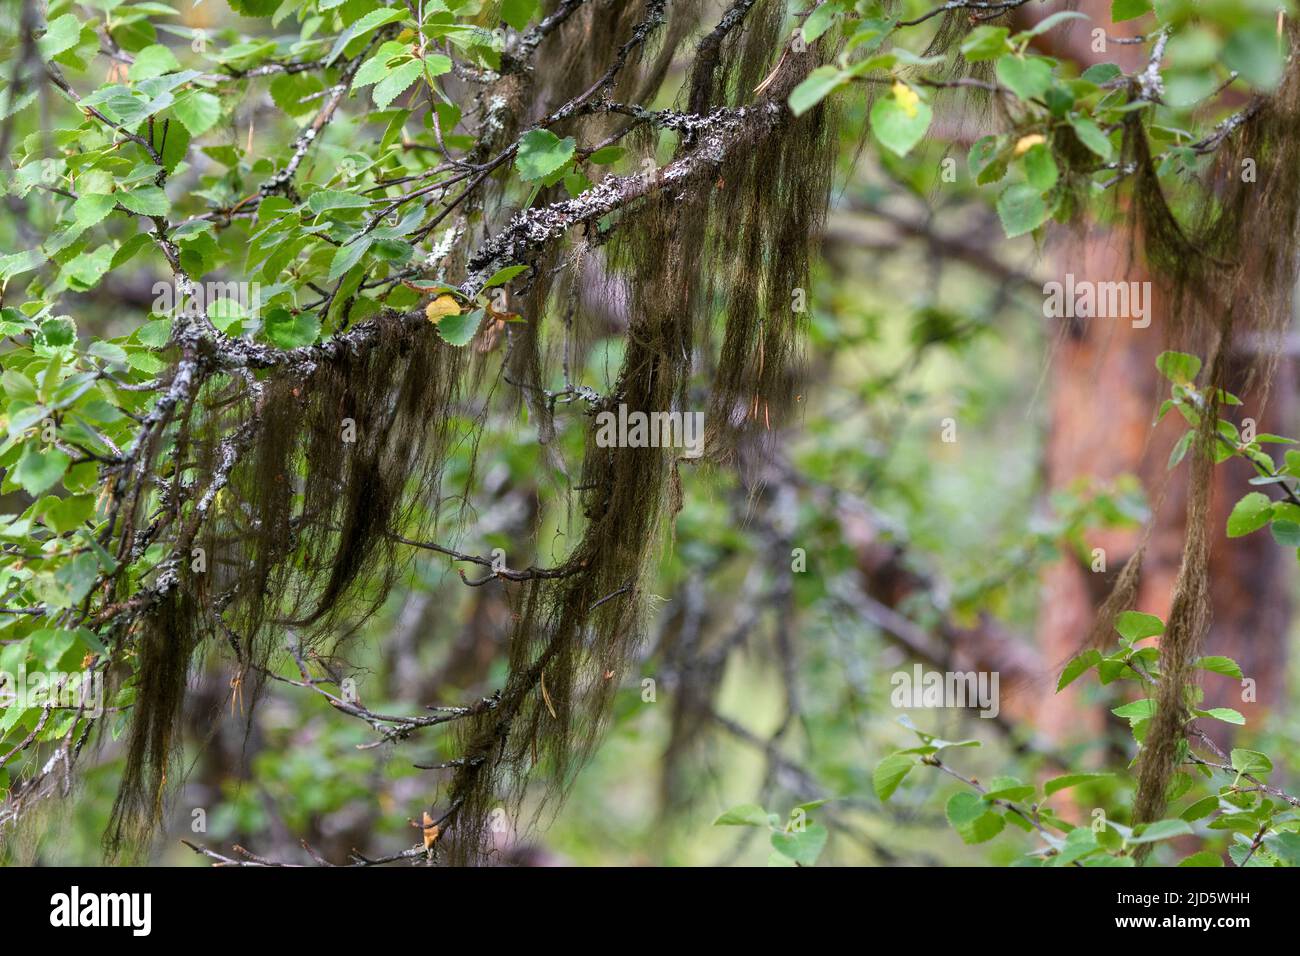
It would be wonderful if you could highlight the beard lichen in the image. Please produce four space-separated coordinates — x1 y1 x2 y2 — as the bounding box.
1107 27 1300 843
106 319 467 853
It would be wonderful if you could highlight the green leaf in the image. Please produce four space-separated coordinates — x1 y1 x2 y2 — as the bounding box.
1017 11 1089 38
483 265 527 288
263 307 320 349
563 170 591 196
996 183 1049 237
372 57 424 110
72 193 117 231
2 369 38 403
31 628 77 669
870 86 933 157
1168 430 1193 469
80 529 118 575
112 233 154 271
1155 350 1201 385
1230 748 1273 776
1180 795 1220 822
1112 698 1156 721
1128 818 1193 844
1177 850 1223 866
89 342 130 373
135 318 172 348
968 135 1006 183
1057 649 1101 691
0 249 44 282
502 0 540 31
1082 62 1122 84
586 145 626 165
37 316 76 350
1270 519 1300 547
434 308 484 347
307 190 372 214
172 90 221 136
45 494 95 533
62 247 114 292
353 42 410 89
229 0 281 14
791 799 829 815
328 235 374 281
1022 142 1058 190
945 792 1005 844
960 26 1010 62
327 8 407 67
873 752 914 801
117 187 169 217
713 803 770 826
1223 24 1286 91
984 776 1035 801
421 53 452 81
1226 492 1273 538
1069 115 1113 161
1197 707 1245 726
995 55 1053 101
13 446 71 497
127 44 181 80
515 128 577 182
1051 826 1102 866
1043 772 1114 797
1263 832 1300 866
801 3 837 44
1115 610 1163 642
38 14 82 60
46 553 99 609
789 65 845 117
1194 655 1243 679
770 823 828 865
1168 771 1195 800
1111 0 1152 22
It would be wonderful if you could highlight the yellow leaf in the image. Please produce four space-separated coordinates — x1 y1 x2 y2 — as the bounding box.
892 81 921 119
425 294 460 324
1014 133 1046 156
422 811 440 850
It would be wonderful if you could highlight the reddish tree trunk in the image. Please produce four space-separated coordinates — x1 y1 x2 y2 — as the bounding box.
1027 3 1292 743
